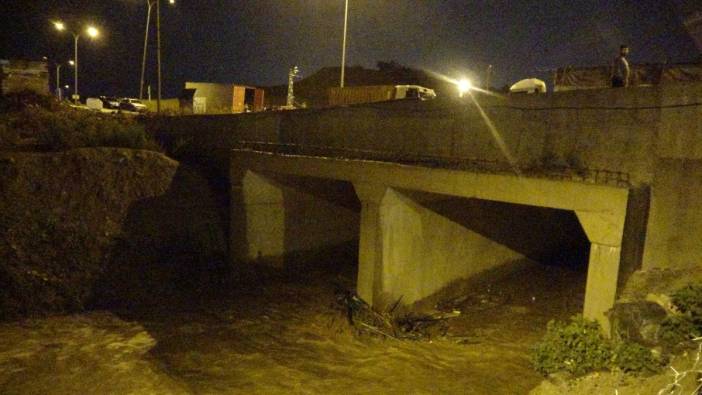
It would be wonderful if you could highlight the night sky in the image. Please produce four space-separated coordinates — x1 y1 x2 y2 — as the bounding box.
2 0 701 98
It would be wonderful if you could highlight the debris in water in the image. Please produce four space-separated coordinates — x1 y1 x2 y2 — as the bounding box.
335 289 463 341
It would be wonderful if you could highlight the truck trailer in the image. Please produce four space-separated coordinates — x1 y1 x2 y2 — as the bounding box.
327 85 436 107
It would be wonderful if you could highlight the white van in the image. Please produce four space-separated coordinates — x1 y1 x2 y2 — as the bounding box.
509 78 547 94
86 97 104 111
394 85 437 100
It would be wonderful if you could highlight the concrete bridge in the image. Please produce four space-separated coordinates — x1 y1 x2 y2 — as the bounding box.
152 83 702 329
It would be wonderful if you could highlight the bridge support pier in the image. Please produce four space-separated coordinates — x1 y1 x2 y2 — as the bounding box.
354 183 526 309
576 211 626 333
231 170 358 268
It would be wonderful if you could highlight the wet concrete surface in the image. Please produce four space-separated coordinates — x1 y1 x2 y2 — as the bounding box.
0 260 586 395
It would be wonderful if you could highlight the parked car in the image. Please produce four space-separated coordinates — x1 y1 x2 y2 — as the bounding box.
119 98 148 113
100 96 121 110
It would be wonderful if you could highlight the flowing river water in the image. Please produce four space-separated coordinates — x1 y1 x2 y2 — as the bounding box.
0 259 586 394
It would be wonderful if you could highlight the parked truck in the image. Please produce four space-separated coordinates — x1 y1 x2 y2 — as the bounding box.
327 85 436 107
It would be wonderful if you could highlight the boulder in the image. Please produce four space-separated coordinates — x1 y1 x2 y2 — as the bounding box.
607 301 668 346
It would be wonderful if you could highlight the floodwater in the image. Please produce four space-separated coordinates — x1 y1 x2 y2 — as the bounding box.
0 259 586 395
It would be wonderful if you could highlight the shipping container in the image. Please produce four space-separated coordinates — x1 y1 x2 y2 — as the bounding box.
183 82 265 114
328 85 436 107
328 85 396 107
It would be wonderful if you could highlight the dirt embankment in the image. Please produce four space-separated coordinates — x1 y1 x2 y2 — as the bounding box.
0 148 227 319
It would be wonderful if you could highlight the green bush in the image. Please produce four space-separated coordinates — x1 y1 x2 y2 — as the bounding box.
532 316 662 376
531 316 613 376
659 284 702 348
660 315 700 347
3 105 161 152
671 285 702 323
612 341 659 374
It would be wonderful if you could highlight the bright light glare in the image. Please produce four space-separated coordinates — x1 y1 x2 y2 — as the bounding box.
457 79 472 96
68 60 75 66
169 0 175 4
423 68 520 176
53 21 65 31
86 26 99 38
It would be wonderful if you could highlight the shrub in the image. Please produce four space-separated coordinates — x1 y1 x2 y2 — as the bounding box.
660 315 701 347
532 315 663 376
0 91 60 113
671 285 702 324
658 285 702 348
3 106 161 152
612 341 660 374
531 316 613 376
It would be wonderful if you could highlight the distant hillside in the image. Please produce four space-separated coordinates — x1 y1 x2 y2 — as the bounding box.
264 62 458 107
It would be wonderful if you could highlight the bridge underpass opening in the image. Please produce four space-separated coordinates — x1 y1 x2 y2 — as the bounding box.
230 170 361 282
355 187 592 319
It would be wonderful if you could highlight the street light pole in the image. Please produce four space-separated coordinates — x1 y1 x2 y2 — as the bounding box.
140 0 155 100
73 33 79 102
340 0 349 88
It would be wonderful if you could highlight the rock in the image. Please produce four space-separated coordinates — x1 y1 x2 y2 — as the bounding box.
646 293 678 314
607 301 668 346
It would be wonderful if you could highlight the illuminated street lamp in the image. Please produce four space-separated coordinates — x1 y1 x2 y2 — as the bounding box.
86 26 99 39
52 20 100 103
457 78 472 97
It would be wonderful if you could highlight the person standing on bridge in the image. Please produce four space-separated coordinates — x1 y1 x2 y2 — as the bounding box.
611 45 631 88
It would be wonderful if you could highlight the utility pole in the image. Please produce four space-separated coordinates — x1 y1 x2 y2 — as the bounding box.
156 0 162 113
340 0 349 88
140 0 154 100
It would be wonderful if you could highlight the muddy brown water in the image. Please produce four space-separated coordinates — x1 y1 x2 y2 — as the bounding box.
0 261 585 394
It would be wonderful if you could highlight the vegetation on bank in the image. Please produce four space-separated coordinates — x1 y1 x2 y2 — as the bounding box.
0 91 160 152
531 316 660 376
531 284 702 378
